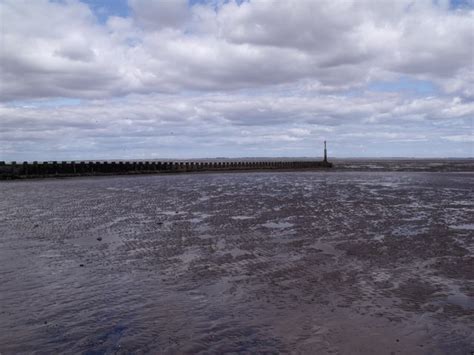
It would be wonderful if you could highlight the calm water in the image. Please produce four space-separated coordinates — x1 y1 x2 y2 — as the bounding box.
0 171 473 354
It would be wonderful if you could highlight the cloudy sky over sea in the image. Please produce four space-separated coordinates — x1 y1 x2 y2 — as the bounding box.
0 0 473 160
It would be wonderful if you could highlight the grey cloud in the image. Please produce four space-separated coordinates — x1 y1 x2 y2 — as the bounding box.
1 91 472 160
1 0 473 100
54 45 96 63
129 0 190 29
216 0 359 51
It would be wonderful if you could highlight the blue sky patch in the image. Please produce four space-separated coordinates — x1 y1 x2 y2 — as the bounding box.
368 77 438 96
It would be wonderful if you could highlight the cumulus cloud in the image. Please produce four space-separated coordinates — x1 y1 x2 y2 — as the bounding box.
1 0 472 100
0 0 472 159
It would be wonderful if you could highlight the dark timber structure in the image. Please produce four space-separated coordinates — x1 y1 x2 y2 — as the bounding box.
0 144 333 180
324 140 328 163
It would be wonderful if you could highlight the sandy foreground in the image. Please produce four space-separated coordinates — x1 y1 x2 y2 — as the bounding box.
0 171 472 354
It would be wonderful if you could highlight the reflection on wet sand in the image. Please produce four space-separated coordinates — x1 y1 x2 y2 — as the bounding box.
0 171 473 353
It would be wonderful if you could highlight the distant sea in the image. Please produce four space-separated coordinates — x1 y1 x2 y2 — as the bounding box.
331 158 474 172
169 157 474 172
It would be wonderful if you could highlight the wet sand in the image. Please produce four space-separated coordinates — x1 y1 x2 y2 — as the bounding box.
0 171 473 354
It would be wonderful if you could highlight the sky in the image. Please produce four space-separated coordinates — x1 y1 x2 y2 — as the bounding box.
0 0 473 161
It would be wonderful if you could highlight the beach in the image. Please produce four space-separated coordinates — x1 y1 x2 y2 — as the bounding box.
0 168 473 353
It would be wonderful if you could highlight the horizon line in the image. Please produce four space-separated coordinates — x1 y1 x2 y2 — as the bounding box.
1 156 473 163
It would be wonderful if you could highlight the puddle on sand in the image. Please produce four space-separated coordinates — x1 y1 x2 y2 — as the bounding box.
188 213 211 224
373 234 385 242
391 225 429 237
449 223 474 231
178 247 202 264
226 247 248 258
231 215 254 220
445 285 474 310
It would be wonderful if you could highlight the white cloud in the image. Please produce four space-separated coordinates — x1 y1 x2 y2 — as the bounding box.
442 135 474 142
1 91 472 159
0 0 472 159
1 0 472 100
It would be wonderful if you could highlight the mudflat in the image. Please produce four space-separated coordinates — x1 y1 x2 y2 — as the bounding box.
0 171 472 353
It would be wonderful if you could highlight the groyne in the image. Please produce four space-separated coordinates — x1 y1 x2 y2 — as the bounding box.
0 160 333 180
